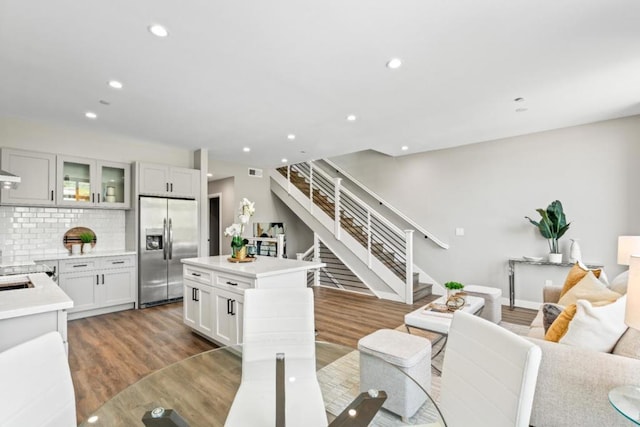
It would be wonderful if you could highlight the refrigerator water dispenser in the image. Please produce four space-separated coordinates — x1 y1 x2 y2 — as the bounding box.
145 230 164 251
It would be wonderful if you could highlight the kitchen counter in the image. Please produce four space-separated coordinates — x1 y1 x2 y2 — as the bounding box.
0 273 73 320
181 255 325 279
36 250 136 261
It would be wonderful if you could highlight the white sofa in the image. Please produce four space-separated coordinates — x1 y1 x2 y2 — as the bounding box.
526 285 640 427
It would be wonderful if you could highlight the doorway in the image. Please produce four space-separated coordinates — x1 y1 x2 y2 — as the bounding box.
209 195 221 256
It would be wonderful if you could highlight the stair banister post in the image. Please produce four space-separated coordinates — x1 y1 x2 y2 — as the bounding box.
313 233 321 286
405 229 415 304
333 177 342 240
367 211 372 268
276 234 285 259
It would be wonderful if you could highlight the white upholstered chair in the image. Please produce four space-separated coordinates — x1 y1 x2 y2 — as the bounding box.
0 331 77 427
225 287 327 427
434 311 542 427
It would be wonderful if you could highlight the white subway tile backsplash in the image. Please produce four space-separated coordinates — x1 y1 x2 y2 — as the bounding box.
0 206 126 258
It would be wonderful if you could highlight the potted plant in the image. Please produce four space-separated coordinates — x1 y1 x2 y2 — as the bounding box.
79 231 94 254
525 200 570 263
444 281 464 298
224 198 255 260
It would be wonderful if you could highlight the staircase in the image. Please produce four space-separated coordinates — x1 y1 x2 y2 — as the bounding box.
273 163 439 303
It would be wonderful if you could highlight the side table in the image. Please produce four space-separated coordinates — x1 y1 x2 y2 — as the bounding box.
609 385 640 425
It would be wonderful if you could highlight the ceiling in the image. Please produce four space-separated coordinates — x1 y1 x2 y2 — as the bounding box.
1 1 639 168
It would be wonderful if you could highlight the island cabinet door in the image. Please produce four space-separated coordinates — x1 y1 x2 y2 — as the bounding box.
196 285 214 336
213 288 243 346
59 272 100 313
183 280 199 330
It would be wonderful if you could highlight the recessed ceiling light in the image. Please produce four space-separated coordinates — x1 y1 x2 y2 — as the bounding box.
386 58 402 69
206 173 213 177
287 134 296 140
401 146 409 151
243 147 251 152
346 115 357 122
514 97 525 102
516 108 528 113
108 80 123 90
85 112 97 119
148 24 169 38
281 158 288 163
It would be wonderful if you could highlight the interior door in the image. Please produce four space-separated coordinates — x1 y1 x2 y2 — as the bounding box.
167 199 198 300
139 197 169 305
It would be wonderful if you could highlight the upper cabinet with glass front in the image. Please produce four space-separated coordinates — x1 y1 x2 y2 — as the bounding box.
57 156 130 209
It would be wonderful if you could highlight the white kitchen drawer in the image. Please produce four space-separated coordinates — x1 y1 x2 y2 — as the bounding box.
59 259 99 273
101 256 135 270
215 273 254 291
184 265 213 285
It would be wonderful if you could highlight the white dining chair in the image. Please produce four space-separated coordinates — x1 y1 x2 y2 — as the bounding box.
433 310 542 427
225 287 327 427
0 331 77 427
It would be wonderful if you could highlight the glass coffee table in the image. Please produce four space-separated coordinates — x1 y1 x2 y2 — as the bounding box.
609 385 640 425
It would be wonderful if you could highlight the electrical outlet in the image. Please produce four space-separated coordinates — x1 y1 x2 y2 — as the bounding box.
455 227 465 236
545 279 553 286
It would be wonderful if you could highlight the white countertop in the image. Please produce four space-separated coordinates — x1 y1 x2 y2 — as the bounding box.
181 255 325 279
0 273 73 320
36 250 136 261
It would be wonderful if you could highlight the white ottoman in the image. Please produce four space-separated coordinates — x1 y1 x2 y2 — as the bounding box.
357 329 431 420
464 285 502 323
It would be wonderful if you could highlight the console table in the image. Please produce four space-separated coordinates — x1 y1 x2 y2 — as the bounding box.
507 258 603 309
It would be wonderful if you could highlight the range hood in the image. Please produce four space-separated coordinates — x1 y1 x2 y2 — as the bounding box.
0 169 20 190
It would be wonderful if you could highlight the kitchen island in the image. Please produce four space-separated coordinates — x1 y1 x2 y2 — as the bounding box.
181 255 325 346
0 272 73 353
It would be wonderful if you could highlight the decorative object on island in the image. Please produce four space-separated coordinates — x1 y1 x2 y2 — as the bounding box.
569 238 582 263
79 231 94 254
224 198 255 261
525 199 570 263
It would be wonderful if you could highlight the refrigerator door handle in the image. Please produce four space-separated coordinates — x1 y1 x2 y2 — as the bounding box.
163 218 168 260
168 218 173 260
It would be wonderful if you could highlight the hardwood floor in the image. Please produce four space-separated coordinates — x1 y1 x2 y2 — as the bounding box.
68 287 536 424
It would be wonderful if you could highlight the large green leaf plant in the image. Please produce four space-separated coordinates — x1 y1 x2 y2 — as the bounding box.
525 200 570 254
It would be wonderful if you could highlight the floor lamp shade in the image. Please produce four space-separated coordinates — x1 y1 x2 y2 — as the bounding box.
625 255 640 330
618 236 640 265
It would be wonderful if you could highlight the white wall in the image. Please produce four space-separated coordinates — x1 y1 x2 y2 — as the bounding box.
0 115 193 166
208 159 313 257
331 115 640 306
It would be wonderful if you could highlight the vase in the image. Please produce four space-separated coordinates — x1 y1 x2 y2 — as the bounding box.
233 245 247 260
447 288 458 299
548 253 562 263
569 239 582 263
82 243 92 254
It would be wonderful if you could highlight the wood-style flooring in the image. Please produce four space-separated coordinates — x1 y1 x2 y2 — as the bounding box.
68 286 536 424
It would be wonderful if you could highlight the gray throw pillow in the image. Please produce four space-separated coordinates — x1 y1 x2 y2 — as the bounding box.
542 303 565 333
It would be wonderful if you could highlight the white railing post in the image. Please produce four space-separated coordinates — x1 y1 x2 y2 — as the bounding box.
334 177 342 240
313 233 321 286
404 229 415 304
296 253 303 261
286 164 291 194
276 234 285 259
308 162 314 214
367 211 372 268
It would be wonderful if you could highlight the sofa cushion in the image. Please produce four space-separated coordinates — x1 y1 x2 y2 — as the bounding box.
559 296 627 353
609 270 629 295
544 304 577 342
528 310 545 339
542 303 564 333
560 262 604 297
558 271 621 306
612 326 640 360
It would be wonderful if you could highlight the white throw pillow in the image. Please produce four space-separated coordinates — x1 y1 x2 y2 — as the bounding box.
559 295 627 353
557 271 621 306
609 270 629 295
578 261 609 285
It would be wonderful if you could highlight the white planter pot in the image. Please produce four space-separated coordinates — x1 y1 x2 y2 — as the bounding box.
548 253 563 263
82 243 92 254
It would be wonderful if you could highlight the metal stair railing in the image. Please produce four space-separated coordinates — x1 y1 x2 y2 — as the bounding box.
280 162 414 303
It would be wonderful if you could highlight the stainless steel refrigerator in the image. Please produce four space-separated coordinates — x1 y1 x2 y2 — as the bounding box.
139 196 198 307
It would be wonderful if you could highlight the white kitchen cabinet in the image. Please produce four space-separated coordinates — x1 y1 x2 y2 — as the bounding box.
212 288 244 346
57 155 130 209
58 255 136 320
138 162 200 199
0 148 56 206
183 278 214 336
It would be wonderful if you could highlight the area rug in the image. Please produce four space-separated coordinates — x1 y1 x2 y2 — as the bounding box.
316 321 530 426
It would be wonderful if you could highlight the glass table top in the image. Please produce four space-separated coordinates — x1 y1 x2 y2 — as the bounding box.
79 341 445 427
609 385 640 425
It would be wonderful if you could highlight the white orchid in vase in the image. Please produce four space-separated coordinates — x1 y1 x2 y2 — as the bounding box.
224 198 255 258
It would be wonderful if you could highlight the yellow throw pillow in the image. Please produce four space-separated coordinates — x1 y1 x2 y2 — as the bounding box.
560 262 603 297
545 304 577 342
557 271 621 307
